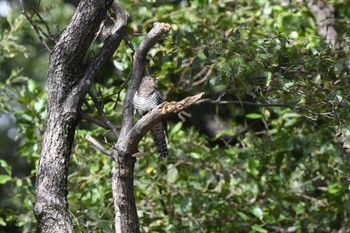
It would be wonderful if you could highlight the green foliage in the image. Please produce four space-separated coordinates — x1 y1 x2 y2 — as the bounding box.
1 0 350 232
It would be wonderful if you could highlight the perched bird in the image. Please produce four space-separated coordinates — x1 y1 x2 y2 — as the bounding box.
133 75 168 158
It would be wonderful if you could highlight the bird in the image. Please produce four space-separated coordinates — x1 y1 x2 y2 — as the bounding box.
133 75 168 158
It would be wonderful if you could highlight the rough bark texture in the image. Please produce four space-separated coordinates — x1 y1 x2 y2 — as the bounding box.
111 155 138 233
33 0 122 232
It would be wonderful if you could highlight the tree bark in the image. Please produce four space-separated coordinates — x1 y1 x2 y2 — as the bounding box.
111 154 138 233
33 0 120 232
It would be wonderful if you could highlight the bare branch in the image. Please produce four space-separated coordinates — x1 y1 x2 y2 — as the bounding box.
86 135 113 156
34 12 56 42
83 2 129 87
114 74 132 109
117 92 204 155
193 63 215 86
89 91 119 138
118 22 171 138
82 113 109 129
21 10 52 52
197 98 295 108
82 112 120 131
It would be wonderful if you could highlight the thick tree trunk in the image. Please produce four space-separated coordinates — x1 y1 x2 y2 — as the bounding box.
34 109 78 232
111 153 139 233
33 0 115 232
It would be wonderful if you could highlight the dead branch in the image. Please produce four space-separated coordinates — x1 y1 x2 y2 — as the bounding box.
89 91 119 138
21 10 52 52
86 135 113 156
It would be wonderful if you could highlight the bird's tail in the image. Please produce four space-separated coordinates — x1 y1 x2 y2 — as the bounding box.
151 123 168 158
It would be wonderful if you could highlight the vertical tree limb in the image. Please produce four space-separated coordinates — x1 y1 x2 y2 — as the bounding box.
118 22 171 138
109 22 171 233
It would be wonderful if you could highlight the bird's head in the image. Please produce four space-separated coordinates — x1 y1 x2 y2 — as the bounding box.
140 75 158 89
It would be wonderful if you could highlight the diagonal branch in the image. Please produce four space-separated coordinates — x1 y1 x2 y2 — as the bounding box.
118 22 171 139
76 1 130 96
117 92 204 155
82 113 110 129
21 10 52 52
86 135 113 156
89 91 119 138
65 1 130 111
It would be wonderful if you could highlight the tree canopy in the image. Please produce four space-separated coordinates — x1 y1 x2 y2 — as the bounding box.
0 0 349 232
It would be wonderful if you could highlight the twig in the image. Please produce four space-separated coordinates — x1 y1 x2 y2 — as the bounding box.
114 74 132 109
193 63 215 86
35 12 56 42
196 96 328 121
196 98 295 108
21 10 52 52
82 112 120 130
123 34 135 53
89 91 119 138
178 111 192 121
86 135 113 156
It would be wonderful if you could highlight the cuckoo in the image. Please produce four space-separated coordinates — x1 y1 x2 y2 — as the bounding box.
133 75 168 158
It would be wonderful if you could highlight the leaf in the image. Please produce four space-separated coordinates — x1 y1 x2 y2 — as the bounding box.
246 113 263 119
169 122 182 138
0 175 11 184
252 224 267 233
252 206 264 221
146 167 154 174
166 165 178 183
191 56 203 74
0 159 11 175
328 183 340 195
0 217 6 226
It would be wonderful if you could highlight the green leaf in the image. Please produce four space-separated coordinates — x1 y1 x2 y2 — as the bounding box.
0 175 11 184
0 160 11 175
191 56 203 74
169 122 182 138
252 206 264 221
246 113 263 119
252 224 267 233
0 217 6 226
328 183 341 195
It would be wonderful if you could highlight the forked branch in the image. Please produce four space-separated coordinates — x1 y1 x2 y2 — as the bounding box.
118 22 172 138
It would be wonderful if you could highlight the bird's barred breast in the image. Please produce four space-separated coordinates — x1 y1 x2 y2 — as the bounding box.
133 92 159 113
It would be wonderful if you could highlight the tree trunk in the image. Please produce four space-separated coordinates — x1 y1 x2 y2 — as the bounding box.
111 152 139 233
33 0 114 232
34 109 78 232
